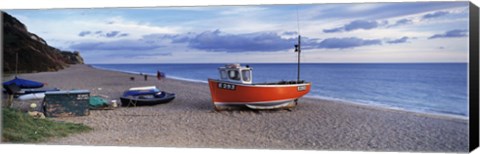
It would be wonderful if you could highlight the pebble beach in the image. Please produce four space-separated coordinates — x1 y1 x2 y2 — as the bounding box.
5 64 469 152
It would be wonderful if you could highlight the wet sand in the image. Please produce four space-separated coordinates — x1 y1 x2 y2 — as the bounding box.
5 64 469 152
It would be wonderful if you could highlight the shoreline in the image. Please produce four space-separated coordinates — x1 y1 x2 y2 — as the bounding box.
6 64 468 152
91 64 468 120
90 64 209 84
304 96 469 121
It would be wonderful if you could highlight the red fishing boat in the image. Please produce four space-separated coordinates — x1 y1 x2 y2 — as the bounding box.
208 35 311 110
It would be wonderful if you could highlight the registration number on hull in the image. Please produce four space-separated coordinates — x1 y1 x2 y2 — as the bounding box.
218 83 236 90
298 85 306 91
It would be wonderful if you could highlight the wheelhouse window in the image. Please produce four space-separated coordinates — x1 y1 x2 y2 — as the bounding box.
228 70 240 80
220 70 227 79
242 70 251 82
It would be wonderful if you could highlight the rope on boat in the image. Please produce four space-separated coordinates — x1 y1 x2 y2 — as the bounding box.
127 96 137 107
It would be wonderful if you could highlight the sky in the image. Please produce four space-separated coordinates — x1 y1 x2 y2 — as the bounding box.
4 2 470 64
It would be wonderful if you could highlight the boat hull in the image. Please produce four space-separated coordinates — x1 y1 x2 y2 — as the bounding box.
18 92 46 100
120 92 175 107
208 79 311 110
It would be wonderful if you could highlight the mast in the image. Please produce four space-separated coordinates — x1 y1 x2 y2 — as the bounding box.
295 35 301 82
295 8 301 83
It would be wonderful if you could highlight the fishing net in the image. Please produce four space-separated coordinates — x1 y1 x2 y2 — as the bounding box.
89 96 109 109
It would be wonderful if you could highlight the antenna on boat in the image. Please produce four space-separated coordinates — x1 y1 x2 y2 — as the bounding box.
294 7 301 83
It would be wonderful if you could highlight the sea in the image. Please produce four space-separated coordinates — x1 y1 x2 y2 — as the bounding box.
92 63 468 118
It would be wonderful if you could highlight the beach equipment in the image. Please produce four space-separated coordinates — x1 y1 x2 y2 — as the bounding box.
13 88 60 98
15 88 61 100
3 83 20 94
89 96 114 110
18 92 46 100
43 90 90 117
30 103 37 108
21 88 60 94
128 86 157 91
120 91 175 107
120 86 175 107
3 83 20 107
111 100 118 108
123 87 160 96
207 35 311 111
28 103 45 119
2 76 44 89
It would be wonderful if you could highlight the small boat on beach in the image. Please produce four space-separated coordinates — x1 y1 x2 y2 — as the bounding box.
120 86 175 107
21 88 60 94
2 76 59 100
13 88 60 98
207 35 311 110
208 64 311 110
124 86 159 96
18 92 46 100
129 86 157 91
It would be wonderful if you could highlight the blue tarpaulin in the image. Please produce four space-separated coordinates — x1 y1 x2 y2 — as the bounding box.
3 76 44 89
123 89 160 97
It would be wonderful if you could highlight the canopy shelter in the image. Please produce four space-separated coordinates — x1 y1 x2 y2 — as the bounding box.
3 76 44 89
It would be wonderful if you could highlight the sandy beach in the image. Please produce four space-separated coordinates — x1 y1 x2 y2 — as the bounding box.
5 64 469 152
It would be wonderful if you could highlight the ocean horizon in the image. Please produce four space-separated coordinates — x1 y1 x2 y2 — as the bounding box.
91 63 468 118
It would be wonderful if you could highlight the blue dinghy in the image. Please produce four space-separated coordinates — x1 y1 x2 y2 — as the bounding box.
120 86 175 107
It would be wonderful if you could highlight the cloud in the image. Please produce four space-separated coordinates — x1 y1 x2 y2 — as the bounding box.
106 31 120 38
323 20 385 33
70 30 289 52
70 39 164 51
344 20 382 31
388 18 413 28
157 53 172 56
282 31 298 35
219 7 267 15
71 29 393 52
323 27 343 33
142 33 193 43
78 31 91 37
387 36 409 44
116 52 172 58
422 11 449 19
187 30 295 52
312 2 467 20
428 29 468 39
317 37 382 49
77 30 129 38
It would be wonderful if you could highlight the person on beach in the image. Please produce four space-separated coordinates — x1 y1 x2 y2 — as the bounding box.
144 74 148 81
157 70 165 80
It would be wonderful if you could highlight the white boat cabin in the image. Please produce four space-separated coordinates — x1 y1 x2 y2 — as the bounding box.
218 64 253 84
